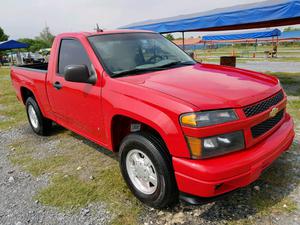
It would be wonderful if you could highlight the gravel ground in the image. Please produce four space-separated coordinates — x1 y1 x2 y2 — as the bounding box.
0 122 299 225
0 126 110 225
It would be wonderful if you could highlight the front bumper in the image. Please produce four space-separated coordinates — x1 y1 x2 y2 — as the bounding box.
173 113 294 198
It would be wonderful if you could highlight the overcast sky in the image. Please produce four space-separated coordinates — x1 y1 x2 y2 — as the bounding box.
0 0 292 39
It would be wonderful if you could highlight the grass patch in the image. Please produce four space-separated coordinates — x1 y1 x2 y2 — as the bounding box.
287 100 300 122
250 193 297 216
9 139 69 177
266 72 300 96
0 67 26 130
26 156 67 177
227 139 300 224
250 157 299 216
9 130 143 225
37 167 142 225
37 175 101 209
11 155 67 177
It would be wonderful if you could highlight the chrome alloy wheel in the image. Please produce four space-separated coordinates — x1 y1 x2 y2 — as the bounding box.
126 149 158 195
28 105 39 129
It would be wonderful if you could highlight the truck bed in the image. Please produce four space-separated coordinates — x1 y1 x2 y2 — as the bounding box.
10 63 50 115
15 63 48 72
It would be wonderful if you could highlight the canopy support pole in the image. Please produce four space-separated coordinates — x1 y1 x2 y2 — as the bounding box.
182 32 185 51
204 41 206 58
255 39 257 52
10 51 14 65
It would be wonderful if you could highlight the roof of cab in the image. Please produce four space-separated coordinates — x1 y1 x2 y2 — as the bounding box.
57 29 155 38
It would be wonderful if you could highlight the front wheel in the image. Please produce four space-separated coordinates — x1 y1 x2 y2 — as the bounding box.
26 97 52 135
119 132 178 208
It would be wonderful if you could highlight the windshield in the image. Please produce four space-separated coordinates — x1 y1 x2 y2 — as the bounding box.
88 33 195 77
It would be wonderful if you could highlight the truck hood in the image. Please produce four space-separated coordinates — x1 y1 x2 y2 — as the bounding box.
118 63 280 110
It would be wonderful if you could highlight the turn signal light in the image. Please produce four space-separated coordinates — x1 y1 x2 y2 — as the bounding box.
186 136 202 159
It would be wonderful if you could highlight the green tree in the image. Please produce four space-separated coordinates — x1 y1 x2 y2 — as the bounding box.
18 38 49 52
0 27 9 63
17 26 55 52
0 26 9 41
164 33 174 41
36 25 55 47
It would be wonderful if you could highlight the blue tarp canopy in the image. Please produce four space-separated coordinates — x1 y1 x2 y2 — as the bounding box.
203 29 281 41
120 0 300 33
281 30 300 38
0 40 29 51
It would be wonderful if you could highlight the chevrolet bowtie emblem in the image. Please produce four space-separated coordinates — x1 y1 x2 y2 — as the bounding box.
269 107 279 118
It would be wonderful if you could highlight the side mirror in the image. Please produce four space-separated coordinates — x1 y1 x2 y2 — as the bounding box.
64 65 96 84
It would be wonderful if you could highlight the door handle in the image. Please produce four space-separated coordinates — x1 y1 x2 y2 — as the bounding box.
53 81 62 90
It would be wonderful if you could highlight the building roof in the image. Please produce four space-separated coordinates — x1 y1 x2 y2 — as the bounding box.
172 38 201 46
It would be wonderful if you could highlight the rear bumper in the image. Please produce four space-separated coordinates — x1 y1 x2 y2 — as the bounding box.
173 113 294 198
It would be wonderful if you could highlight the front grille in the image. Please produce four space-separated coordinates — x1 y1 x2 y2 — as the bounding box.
243 91 284 117
251 109 284 138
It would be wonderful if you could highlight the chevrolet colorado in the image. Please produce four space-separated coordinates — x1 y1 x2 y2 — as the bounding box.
10 30 295 208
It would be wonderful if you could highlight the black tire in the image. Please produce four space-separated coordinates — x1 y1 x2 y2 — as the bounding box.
119 132 178 208
25 97 52 135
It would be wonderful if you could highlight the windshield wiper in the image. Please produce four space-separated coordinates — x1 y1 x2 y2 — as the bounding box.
111 61 195 78
111 67 161 77
154 60 195 69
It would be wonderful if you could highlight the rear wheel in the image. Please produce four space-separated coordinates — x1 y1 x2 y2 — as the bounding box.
119 132 178 208
26 97 52 135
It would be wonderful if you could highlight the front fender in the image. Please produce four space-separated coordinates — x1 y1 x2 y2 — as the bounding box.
103 93 191 158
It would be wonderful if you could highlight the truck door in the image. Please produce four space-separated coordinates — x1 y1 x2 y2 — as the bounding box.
47 38 102 140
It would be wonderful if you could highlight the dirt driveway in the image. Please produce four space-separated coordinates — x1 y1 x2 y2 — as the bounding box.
1 67 300 225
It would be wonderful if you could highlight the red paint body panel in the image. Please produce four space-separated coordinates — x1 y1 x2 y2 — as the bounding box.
10 30 295 199
10 68 51 116
120 63 280 110
173 113 294 197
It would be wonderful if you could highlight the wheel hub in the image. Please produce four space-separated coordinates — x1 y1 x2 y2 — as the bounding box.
28 105 39 129
126 149 158 195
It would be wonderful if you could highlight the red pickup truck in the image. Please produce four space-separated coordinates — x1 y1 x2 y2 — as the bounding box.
11 30 294 208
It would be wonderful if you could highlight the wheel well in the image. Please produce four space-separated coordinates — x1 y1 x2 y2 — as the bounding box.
20 87 35 104
111 115 166 153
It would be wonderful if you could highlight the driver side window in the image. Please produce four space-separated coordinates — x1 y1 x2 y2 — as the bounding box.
57 39 92 76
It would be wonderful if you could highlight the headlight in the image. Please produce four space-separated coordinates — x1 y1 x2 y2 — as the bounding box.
180 109 238 127
186 131 245 159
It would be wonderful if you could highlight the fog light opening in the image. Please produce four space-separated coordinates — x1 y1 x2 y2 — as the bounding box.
215 183 223 190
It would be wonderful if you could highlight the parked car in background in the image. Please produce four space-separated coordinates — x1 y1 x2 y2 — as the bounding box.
22 52 45 64
10 30 295 208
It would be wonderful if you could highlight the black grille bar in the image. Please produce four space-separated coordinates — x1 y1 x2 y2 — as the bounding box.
251 109 284 138
243 91 284 117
